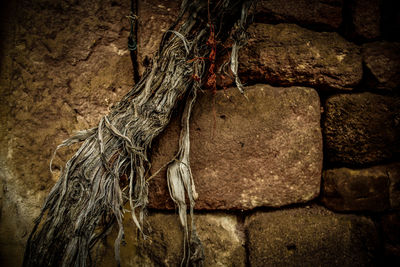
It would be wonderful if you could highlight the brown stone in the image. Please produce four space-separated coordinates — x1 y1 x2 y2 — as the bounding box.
97 213 246 267
254 0 343 30
363 41 400 91
237 23 362 90
246 206 379 267
324 93 400 165
0 0 133 265
321 163 400 212
148 84 322 210
137 0 180 75
350 0 381 40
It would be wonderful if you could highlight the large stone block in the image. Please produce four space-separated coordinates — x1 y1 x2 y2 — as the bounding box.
97 213 246 267
0 0 133 265
254 0 343 30
246 206 379 266
238 23 362 90
324 93 400 165
322 163 400 212
148 84 322 210
363 41 400 91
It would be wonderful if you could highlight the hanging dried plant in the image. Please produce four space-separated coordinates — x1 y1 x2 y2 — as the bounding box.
23 1 254 266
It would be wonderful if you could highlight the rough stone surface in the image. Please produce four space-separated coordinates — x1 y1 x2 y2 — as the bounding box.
148 84 322 210
324 93 400 166
322 163 400 212
97 213 246 267
381 212 400 265
254 0 343 30
0 0 133 265
1 0 396 265
237 23 362 91
137 0 180 75
363 41 400 91
246 205 379 267
350 0 381 40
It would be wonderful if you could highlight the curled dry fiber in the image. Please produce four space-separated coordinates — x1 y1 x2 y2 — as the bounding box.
23 0 253 266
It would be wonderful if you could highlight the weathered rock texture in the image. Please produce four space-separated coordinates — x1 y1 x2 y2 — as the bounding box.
238 23 362 90
148 84 322 210
363 41 400 91
137 0 179 75
349 0 381 40
97 213 245 267
0 0 399 265
324 93 400 166
254 0 343 30
0 0 133 265
322 163 400 212
246 206 379 266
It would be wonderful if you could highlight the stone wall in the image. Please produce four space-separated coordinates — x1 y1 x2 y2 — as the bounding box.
0 0 399 266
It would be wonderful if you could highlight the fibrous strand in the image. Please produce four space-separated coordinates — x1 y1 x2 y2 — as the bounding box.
23 1 254 266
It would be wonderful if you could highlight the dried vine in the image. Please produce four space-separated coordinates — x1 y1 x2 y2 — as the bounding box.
23 1 254 266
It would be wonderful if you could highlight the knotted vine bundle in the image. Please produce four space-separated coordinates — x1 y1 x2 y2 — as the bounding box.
23 0 254 266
